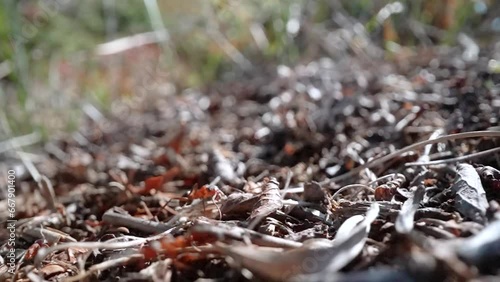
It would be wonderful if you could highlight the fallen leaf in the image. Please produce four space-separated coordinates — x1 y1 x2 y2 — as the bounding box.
248 177 283 222
220 192 258 216
396 185 425 234
451 164 489 223
40 264 66 278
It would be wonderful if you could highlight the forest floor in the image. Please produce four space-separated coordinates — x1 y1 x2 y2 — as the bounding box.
1 44 500 281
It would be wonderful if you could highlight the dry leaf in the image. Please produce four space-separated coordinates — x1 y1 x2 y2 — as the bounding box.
396 185 425 234
333 215 364 244
451 164 489 223
249 177 282 221
219 203 380 281
40 264 66 278
220 192 258 216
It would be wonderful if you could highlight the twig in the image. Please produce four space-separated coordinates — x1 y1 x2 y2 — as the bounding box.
102 207 172 234
35 230 173 266
23 226 76 243
38 175 58 211
367 173 403 187
331 184 374 199
281 185 304 195
281 170 293 198
420 129 445 161
95 30 169 56
0 132 41 154
17 151 41 182
405 146 500 166
252 170 269 182
190 222 302 249
322 131 500 185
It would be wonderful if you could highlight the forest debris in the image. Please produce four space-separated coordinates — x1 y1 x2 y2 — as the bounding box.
248 177 283 224
334 200 400 220
139 259 173 282
396 185 426 234
39 264 67 279
5 22 500 281
190 220 301 249
476 166 500 181
25 239 50 261
332 184 374 200
210 148 240 184
321 203 379 272
218 203 379 281
220 192 258 216
451 164 489 223
323 131 500 185
374 173 406 201
303 181 327 203
23 227 77 243
456 219 500 273
476 166 500 191
64 253 144 282
102 207 172 234
35 230 173 266
143 175 164 194
333 215 364 244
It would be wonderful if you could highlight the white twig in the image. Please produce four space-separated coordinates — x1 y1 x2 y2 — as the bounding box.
331 184 374 199
39 175 58 211
322 131 500 185
35 229 173 266
0 132 41 154
17 150 41 182
406 146 500 166
96 30 169 56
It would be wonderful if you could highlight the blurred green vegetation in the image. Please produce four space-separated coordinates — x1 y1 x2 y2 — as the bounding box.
0 0 497 138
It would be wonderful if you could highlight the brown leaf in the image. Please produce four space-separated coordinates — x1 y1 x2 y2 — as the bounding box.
220 192 258 216
249 177 282 221
40 264 66 278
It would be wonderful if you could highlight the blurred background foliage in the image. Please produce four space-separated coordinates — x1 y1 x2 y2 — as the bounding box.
0 0 499 139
